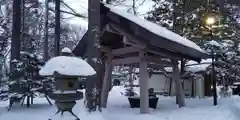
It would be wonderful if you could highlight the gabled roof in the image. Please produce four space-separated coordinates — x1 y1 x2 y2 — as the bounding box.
73 2 206 62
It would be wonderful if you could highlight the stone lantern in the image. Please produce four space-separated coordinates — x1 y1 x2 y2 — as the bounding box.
39 47 96 120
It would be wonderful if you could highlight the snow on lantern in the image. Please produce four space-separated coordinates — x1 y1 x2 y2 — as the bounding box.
39 48 96 120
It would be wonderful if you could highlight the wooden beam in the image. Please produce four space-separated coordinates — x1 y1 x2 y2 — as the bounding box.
109 23 180 60
147 49 180 60
105 24 121 35
101 53 113 108
112 57 140 65
123 36 143 48
109 23 146 48
112 46 140 56
145 55 172 65
100 45 111 53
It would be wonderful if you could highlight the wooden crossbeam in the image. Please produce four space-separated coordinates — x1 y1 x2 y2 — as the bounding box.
112 46 140 56
108 23 180 60
112 57 140 65
100 45 111 53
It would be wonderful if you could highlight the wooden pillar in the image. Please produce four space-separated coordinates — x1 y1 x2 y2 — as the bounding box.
172 59 185 107
129 67 134 88
101 54 113 108
139 50 149 114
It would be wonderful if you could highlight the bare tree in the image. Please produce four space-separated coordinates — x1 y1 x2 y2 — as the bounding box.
54 0 60 56
44 0 49 61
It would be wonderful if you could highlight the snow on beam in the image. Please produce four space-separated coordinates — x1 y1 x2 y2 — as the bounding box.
145 55 172 66
112 46 140 56
113 63 168 68
147 49 180 60
111 57 140 65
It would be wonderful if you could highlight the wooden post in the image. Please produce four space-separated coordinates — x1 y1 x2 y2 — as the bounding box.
101 54 113 108
139 50 149 114
172 59 185 107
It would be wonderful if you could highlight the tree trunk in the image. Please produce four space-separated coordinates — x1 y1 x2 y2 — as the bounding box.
44 0 49 61
21 0 25 51
132 0 137 15
85 0 101 112
11 0 22 70
54 0 60 56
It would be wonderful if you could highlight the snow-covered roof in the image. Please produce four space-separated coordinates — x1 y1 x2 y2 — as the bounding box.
39 56 96 76
109 6 205 53
162 59 212 73
74 3 206 61
206 40 222 47
185 59 212 73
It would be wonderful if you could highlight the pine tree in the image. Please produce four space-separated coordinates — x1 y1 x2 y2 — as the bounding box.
146 0 240 88
146 0 239 44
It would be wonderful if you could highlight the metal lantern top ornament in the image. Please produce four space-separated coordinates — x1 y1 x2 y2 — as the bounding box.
39 47 96 120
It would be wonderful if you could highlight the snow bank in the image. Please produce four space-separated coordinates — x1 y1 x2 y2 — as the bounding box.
1 86 240 120
39 56 96 76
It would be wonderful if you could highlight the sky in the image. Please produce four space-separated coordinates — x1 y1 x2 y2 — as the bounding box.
57 0 156 27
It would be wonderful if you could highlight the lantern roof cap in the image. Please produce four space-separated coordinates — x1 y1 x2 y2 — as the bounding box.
39 56 96 77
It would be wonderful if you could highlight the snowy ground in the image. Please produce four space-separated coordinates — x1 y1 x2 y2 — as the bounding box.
1 86 240 120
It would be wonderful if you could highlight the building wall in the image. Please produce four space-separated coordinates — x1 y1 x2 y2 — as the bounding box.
195 74 205 98
149 73 205 98
149 74 171 92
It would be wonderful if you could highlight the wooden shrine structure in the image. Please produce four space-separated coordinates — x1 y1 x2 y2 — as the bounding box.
73 2 206 114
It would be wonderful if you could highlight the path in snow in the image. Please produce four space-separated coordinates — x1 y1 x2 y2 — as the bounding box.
0 86 239 120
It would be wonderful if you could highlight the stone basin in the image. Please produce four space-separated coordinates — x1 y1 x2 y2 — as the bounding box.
55 101 76 111
48 91 83 102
